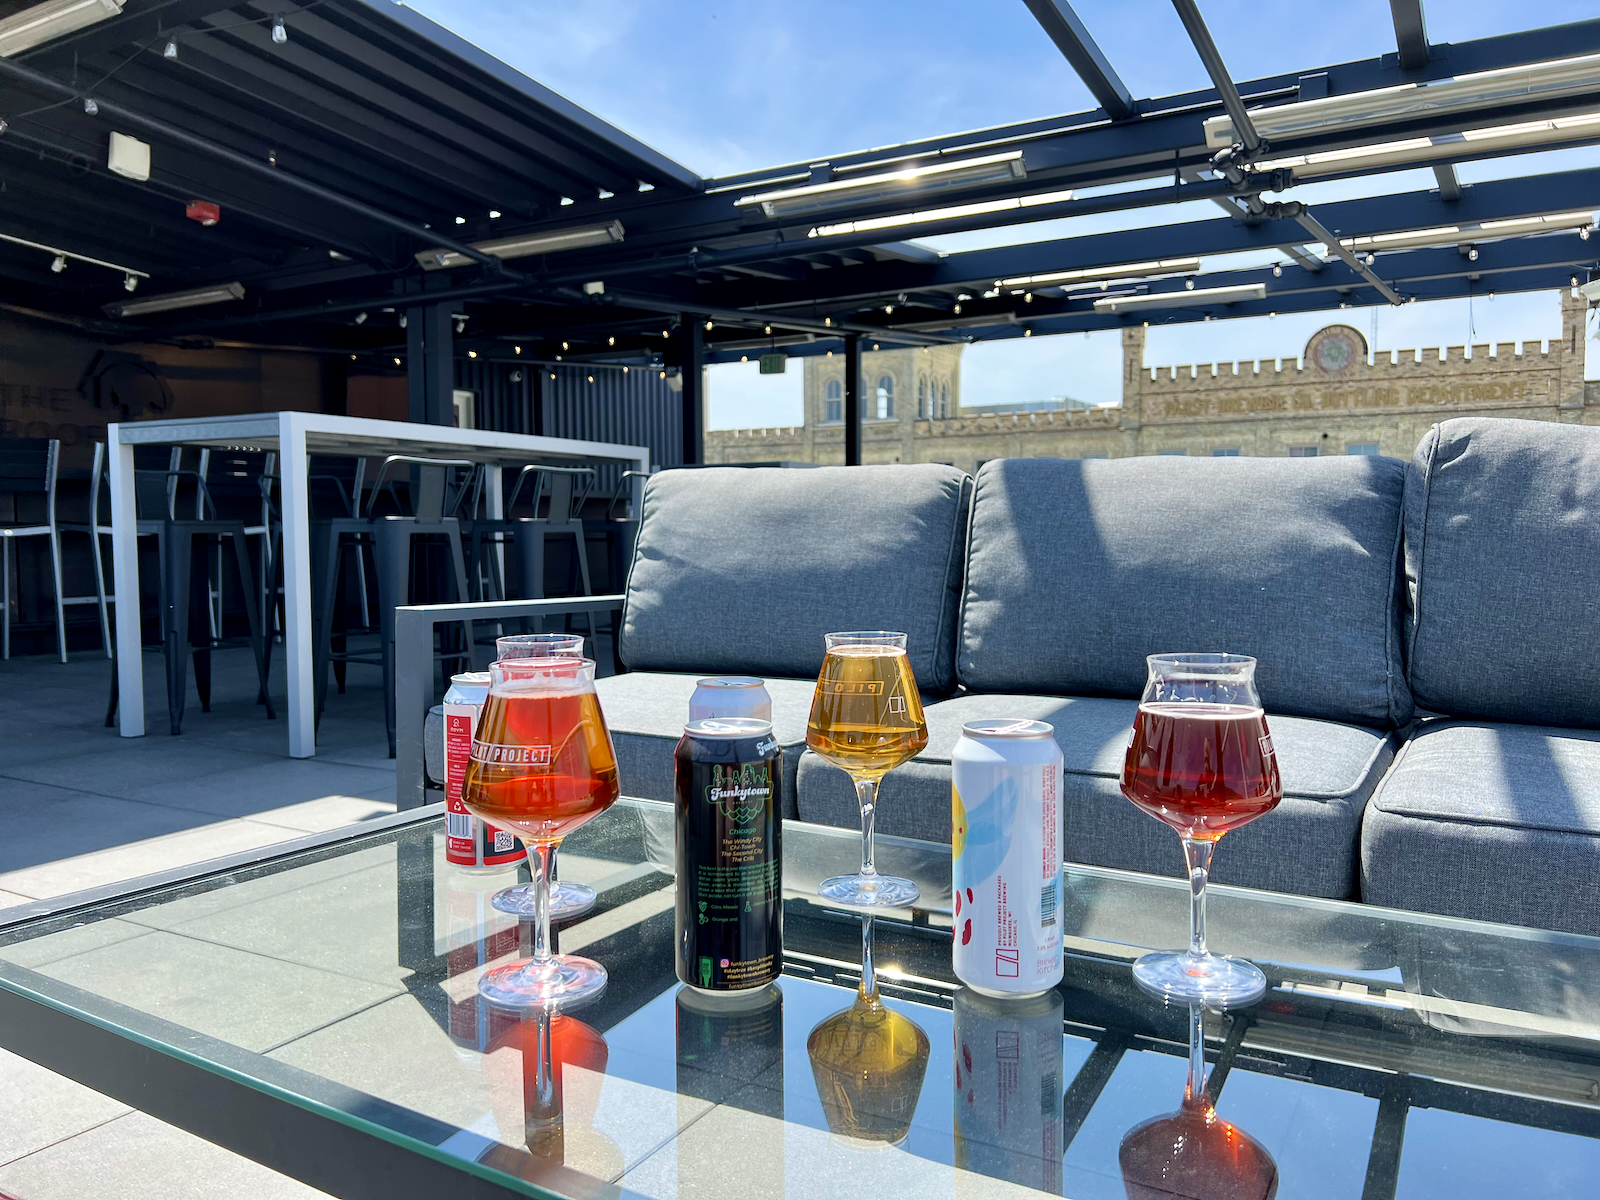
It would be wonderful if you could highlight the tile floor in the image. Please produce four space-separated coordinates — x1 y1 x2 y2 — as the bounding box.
0 645 400 1200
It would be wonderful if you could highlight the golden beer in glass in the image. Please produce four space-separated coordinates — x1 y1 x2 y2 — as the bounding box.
806 632 928 907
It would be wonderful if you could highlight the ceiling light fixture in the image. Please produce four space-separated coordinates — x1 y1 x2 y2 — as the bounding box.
1263 111 1600 179
1205 52 1600 150
1341 210 1594 255
998 257 1201 290
123 273 136 291
0 0 123 58
352 311 367 324
739 150 1028 219
0 227 147 281
1094 283 1267 313
103 280 244 318
415 219 625 270
810 187 1074 240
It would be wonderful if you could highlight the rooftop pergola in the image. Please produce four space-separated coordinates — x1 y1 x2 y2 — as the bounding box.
0 0 1596 461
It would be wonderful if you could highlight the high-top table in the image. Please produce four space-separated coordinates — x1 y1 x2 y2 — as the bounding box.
0 800 1596 1199
106 412 650 757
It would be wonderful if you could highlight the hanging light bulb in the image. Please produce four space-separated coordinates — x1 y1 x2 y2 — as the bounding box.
1023 328 1032 337
272 16 287 44
704 319 713 331
467 350 478 358
661 329 669 338
1583 227 1592 241
884 304 894 314
163 38 178 59
561 341 569 351
514 345 521 354
764 325 772 335
1185 278 1195 290
123 274 138 292
587 374 595 383
394 356 402 365
659 370 666 379
1272 263 1282 277
1468 247 1479 261
608 336 615 346
1023 293 1032 303
823 316 832 326
398 314 407 328
82 97 97 115
622 365 628 373
49 254 65 273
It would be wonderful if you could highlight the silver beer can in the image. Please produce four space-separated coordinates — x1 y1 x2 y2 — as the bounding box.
689 676 772 723
953 987 1064 1193
952 720 1064 997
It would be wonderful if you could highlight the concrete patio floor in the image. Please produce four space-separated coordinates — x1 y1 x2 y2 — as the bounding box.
0 645 401 1199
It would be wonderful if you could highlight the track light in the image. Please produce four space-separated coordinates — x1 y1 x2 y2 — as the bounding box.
735 150 1027 218
104 280 243 318
399 314 407 328
1094 283 1267 313
163 38 177 58
352 311 367 324
123 273 137 291
271 15 286 44
49 253 64 273
415 219 625 270
510 370 522 381
455 318 467 333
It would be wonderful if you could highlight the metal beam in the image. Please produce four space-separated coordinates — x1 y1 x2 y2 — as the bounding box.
843 333 862 466
1022 0 1135 120
1296 211 1403 304
1434 163 1463 201
1391 0 1431 70
1169 0 1260 153
406 303 454 426
681 315 704 465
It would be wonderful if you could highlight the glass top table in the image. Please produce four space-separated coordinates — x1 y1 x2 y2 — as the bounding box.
0 799 1597 1200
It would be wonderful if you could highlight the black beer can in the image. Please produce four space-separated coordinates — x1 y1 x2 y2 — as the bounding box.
674 717 783 992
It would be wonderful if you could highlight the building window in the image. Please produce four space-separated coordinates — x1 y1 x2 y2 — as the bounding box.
1212 448 1241 456
1157 450 1187 456
875 375 894 420
939 382 949 418
917 377 927 419
1346 442 1380 456
824 379 842 424
1287 445 1319 457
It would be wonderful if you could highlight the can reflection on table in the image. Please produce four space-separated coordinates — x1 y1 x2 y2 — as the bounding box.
954 987 1065 1195
676 984 784 1192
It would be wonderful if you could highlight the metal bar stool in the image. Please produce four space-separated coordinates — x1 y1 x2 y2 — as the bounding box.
313 455 475 757
468 464 598 644
57 442 118 659
0 437 68 662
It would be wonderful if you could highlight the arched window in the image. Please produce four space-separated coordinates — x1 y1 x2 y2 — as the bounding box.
917 377 927 419
876 375 894 420
939 382 950 419
824 378 842 424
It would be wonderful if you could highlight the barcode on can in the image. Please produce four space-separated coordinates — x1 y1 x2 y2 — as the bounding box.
1040 879 1058 927
447 812 473 839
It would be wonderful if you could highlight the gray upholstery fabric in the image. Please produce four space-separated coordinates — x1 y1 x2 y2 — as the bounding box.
595 671 816 815
1405 418 1600 728
795 693 1395 899
959 456 1411 728
1362 721 1600 934
620 465 971 694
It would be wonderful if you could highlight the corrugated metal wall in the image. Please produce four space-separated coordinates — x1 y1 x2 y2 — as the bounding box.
454 359 682 489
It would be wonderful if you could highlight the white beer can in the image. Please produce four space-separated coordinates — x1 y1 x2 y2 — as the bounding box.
688 676 773 723
953 987 1065 1194
952 719 1064 997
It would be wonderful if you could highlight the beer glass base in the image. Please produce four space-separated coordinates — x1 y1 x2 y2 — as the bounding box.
491 881 597 920
819 873 920 909
478 953 607 1009
1131 950 1266 1007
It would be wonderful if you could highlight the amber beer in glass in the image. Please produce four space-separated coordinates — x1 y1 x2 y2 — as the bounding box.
1120 653 1282 1005
806 632 928 907
488 633 595 922
463 655 620 1007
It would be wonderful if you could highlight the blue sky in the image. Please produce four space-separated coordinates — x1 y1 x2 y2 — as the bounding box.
403 0 1600 426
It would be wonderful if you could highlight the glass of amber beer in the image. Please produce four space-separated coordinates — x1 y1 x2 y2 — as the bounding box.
463 655 620 1007
806 632 929 908
1120 654 1282 1005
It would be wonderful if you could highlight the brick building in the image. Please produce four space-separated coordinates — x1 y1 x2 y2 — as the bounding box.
705 292 1594 469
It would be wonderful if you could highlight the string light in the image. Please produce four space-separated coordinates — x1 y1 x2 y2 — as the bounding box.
272 16 287 43
1272 264 1282 277
467 350 477 358
82 98 97 115
704 320 714 331
164 39 178 59
513 345 521 354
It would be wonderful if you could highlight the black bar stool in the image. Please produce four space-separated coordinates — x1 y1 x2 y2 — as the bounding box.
468 464 598 643
0 437 67 662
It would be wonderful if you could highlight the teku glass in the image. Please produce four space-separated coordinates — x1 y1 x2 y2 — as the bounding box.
1120 653 1282 1006
1119 1003 1279 1199
463 655 620 1007
806 632 928 908
490 633 595 922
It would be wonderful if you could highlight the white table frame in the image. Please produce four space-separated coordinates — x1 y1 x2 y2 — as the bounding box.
108 411 650 758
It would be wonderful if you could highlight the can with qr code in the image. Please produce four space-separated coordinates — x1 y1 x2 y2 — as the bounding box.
952 720 1064 997
443 672 524 869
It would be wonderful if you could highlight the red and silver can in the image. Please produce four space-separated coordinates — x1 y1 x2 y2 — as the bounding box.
444 671 523 869
951 719 1064 997
689 676 772 723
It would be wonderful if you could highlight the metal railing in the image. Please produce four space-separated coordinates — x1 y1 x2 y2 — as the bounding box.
393 594 626 809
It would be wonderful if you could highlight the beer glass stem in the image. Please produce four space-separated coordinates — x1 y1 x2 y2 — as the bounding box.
855 777 880 882
1182 836 1213 965
528 841 555 967
1185 1001 1207 1108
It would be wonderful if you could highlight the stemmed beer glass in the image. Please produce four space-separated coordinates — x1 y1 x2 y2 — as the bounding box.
1120 653 1282 1005
491 634 596 920
806 632 928 908
462 654 620 1007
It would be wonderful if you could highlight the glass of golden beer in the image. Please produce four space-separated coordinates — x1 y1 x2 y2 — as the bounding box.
806 631 928 907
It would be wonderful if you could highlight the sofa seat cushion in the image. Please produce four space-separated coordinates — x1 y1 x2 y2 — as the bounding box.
795 694 1395 899
621 464 971 693
1361 721 1600 934
595 672 817 814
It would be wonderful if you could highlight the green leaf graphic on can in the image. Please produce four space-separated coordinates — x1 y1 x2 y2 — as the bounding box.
698 957 713 987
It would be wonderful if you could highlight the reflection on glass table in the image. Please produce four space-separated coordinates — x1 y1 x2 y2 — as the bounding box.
0 798 1596 1200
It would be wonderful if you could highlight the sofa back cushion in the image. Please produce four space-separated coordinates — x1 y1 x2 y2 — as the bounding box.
1405 418 1600 727
959 455 1411 727
621 464 971 693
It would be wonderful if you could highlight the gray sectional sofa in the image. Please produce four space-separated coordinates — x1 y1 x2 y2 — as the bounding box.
487 416 1600 936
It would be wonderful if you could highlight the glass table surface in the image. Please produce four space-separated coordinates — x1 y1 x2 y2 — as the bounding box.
0 799 1597 1200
